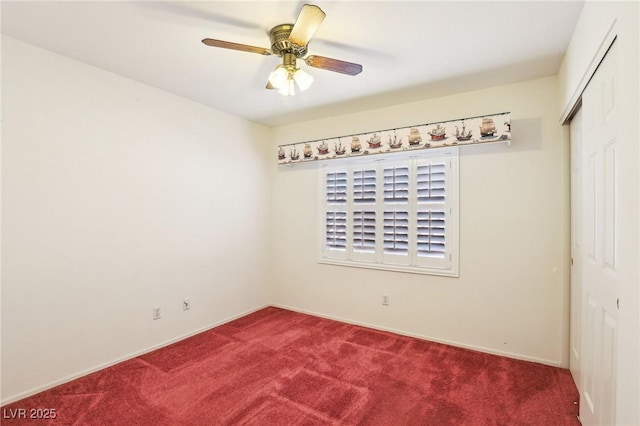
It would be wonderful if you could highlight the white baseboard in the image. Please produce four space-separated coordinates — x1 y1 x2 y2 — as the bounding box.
271 303 564 368
1 304 269 406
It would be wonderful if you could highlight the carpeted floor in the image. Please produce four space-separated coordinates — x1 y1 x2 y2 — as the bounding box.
2 307 579 425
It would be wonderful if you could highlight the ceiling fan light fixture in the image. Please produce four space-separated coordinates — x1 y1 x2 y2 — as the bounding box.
278 78 296 97
293 68 313 92
268 65 289 89
268 52 313 96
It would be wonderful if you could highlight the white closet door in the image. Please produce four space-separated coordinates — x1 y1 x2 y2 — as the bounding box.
578 41 619 426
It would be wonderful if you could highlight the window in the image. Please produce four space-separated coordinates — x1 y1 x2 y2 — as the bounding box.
319 148 458 276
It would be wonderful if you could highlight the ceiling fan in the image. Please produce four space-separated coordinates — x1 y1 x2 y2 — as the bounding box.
201 4 363 96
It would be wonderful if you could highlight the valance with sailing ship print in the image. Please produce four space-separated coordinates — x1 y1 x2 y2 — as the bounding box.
277 112 511 165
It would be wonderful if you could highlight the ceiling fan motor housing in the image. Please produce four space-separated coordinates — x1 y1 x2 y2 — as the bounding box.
269 24 307 57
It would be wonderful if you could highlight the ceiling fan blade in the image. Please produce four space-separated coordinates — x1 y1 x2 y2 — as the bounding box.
305 55 363 76
288 4 326 47
266 80 276 90
201 38 271 55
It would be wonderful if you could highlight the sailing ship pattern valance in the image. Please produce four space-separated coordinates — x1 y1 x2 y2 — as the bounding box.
277 112 511 165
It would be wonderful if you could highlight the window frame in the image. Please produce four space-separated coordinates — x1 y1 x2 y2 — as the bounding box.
317 148 459 277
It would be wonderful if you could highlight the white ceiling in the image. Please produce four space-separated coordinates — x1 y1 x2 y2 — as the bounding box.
1 1 584 127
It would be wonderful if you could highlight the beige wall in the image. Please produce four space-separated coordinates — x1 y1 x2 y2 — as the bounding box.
269 76 571 367
1 37 272 403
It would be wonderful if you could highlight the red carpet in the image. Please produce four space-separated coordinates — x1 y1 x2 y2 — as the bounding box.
2 307 579 425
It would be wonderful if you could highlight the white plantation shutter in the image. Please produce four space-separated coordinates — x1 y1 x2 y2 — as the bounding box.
322 168 348 259
326 171 347 204
319 149 458 276
325 211 347 250
413 156 454 269
383 166 410 203
353 210 376 253
416 210 446 258
417 163 446 203
382 163 410 264
383 210 409 255
352 167 377 261
350 165 378 262
416 162 447 260
353 168 376 204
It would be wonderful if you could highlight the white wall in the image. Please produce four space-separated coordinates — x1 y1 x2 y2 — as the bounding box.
269 76 571 367
1 37 271 403
558 2 639 424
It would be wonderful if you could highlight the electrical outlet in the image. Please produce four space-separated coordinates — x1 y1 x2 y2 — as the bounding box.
153 306 161 320
183 297 191 311
382 294 390 306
